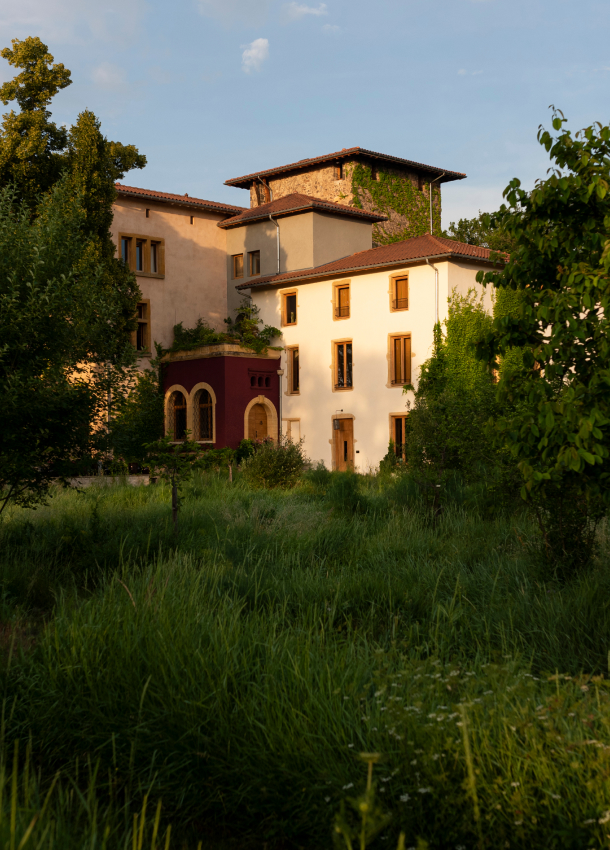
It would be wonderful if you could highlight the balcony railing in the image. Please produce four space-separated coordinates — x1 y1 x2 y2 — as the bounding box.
335 306 350 318
392 298 409 310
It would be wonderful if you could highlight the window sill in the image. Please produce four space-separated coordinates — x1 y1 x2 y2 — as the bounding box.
135 271 165 279
333 385 354 392
137 351 152 358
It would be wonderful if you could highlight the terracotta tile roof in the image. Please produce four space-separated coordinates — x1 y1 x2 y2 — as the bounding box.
236 234 503 290
115 183 246 215
217 193 387 229
225 147 466 188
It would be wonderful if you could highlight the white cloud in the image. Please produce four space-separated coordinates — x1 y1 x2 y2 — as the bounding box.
197 0 271 27
283 2 328 20
458 68 483 76
241 37 269 73
92 62 126 89
322 23 340 35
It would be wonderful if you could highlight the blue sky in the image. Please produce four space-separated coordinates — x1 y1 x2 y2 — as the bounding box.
1 0 609 226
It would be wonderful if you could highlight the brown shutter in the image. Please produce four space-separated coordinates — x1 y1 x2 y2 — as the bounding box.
404 335 411 384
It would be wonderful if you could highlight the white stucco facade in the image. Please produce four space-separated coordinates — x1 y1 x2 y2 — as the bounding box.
250 259 493 471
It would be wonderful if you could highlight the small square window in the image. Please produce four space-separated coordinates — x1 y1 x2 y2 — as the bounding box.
283 292 297 326
249 250 261 276
233 254 244 279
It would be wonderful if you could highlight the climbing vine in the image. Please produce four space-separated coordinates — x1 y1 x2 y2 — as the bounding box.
348 163 441 244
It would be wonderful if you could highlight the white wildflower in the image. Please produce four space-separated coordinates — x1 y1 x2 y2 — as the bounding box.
418 787 431 794
511 782 520 787
342 783 354 790
599 812 610 825
400 793 410 802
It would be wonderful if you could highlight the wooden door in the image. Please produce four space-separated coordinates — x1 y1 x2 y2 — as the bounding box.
333 418 354 470
248 403 268 440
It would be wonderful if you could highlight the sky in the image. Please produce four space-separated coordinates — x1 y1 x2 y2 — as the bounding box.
0 0 609 227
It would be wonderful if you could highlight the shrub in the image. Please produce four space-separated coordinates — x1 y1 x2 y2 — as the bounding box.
325 470 369 514
240 436 307 489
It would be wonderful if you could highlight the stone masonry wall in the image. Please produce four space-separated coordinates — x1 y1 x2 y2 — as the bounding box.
248 159 441 244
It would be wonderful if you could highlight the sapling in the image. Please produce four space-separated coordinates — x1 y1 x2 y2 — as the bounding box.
145 432 204 533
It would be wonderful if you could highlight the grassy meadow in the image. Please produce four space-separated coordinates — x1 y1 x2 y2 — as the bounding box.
1 470 610 848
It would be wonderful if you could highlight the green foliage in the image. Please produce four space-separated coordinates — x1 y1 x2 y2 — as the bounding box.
443 209 517 253
403 293 516 513
240 435 307 488
3 480 610 846
475 109 610 571
145 433 205 532
169 317 228 352
109 346 164 463
0 179 138 515
224 297 281 354
349 163 440 244
0 37 72 210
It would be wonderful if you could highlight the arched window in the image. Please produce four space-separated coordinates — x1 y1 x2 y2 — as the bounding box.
169 391 187 441
194 389 213 441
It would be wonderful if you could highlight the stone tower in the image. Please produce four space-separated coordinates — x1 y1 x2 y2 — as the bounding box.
224 147 466 244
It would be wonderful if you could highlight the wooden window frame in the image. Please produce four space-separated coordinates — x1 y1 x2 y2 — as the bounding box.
282 290 298 327
390 414 408 462
132 299 151 355
286 346 300 395
232 253 244 280
332 338 354 392
248 249 261 277
193 387 214 443
118 233 165 278
389 272 409 312
332 280 351 321
388 334 412 387
334 163 343 180
282 418 301 441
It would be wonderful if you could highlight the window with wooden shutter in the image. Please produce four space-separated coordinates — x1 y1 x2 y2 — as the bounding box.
390 335 411 386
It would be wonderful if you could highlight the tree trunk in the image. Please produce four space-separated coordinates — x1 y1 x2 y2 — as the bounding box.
229 463 233 483
172 482 178 533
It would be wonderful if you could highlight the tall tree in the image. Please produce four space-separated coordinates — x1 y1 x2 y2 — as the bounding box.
0 37 72 210
476 110 610 570
0 37 147 512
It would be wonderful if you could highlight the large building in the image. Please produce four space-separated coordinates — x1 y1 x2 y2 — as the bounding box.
111 147 499 470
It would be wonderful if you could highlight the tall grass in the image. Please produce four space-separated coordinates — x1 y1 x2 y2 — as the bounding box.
1 473 610 846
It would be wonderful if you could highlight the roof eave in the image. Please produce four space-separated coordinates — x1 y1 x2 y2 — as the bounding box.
225 149 466 188
218 204 387 229
235 251 501 290
115 187 245 216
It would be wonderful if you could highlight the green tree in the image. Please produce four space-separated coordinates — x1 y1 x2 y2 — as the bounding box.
444 210 516 254
402 292 515 514
109 346 165 464
476 110 610 571
0 37 71 210
0 38 147 512
145 434 205 533
0 180 137 514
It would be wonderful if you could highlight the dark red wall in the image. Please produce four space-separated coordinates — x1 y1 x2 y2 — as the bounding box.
163 355 280 449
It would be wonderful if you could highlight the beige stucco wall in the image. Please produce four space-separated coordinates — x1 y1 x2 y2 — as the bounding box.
111 196 229 364
311 211 372 266
225 211 375 316
249 260 491 471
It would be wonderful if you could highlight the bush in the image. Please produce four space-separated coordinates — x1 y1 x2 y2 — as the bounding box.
325 470 368 514
240 436 307 489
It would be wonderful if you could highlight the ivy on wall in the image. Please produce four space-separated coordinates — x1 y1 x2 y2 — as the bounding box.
348 163 442 244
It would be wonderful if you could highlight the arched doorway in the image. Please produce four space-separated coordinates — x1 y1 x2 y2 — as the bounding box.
248 403 268 440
